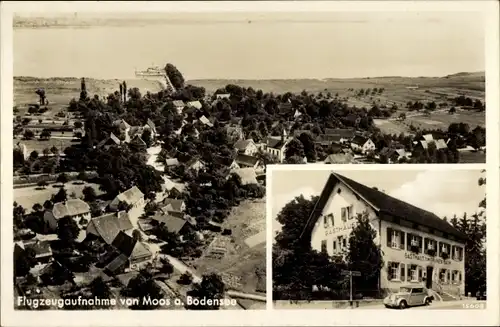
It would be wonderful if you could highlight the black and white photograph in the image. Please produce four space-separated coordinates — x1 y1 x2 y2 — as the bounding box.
271 167 487 310
1 1 499 326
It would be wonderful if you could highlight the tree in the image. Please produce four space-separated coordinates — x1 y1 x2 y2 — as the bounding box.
14 247 36 277
186 273 226 310
32 203 43 212
43 200 53 210
141 129 152 147
346 212 384 297
159 257 174 277
56 216 80 244
284 138 305 159
37 180 48 189
122 269 164 309
165 63 185 89
50 146 59 155
40 129 51 140
52 187 68 203
77 171 88 181
178 272 193 285
89 276 111 300
132 229 143 242
13 148 25 167
399 113 406 121
29 150 39 161
82 186 97 202
56 173 69 186
451 171 486 295
13 202 26 230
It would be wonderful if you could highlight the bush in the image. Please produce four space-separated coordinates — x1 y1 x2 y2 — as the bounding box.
178 272 193 285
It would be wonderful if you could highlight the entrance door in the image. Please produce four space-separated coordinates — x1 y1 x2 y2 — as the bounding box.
426 266 433 289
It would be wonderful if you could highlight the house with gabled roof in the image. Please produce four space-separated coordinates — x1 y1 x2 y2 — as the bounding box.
111 231 153 267
172 100 185 114
225 124 245 142
265 133 290 163
144 118 157 136
43 199 90 231
130 134 147 150
350 135 376 154
109 186 144 211
199 115 214 127
187 100 202 110
97 132 121 149
185 157 205 172
160 198 186 213
216 93 231 100
323 128 356 144
380 147 408 163
235 153 262 171
230 167 259 185
300 172 466 297
86 211 134 245
234 139 258 156
151 211 191 235
23 240 53 263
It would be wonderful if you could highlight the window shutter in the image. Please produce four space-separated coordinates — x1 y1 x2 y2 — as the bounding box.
330 215 335 226
459 272 462 282
418 236 423 252
399 231 405 249
323 215 328 228
407 233 412 251
387 227 392 247
418 267 423 282
400 263 405 281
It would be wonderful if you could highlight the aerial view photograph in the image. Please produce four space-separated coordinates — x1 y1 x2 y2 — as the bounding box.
10 9 485 311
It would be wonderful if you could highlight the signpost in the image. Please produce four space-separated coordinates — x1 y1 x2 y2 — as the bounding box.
341 270 362 307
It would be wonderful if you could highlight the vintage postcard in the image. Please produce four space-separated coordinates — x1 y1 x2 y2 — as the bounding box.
1 1 499 327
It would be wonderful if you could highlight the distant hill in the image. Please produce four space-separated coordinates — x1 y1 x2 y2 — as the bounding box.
187 72 485 94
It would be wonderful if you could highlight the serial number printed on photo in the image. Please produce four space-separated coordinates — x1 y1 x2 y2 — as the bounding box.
462 303 486 309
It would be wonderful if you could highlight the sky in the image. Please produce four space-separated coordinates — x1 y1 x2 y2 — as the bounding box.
271 169 485 234
13 11 485 79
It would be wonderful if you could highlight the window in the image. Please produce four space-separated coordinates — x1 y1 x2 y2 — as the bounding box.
388 262 400 281
425 238 437 256
321 240 327 254
407 234 423 253
413 288 424 294
452 271 460 284
453 246 463 261
341 206 353 221
439 242 451 259
410 265 418 282
439 269 447 283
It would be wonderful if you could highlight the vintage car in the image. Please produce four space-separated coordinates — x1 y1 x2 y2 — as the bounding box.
383 285 433 309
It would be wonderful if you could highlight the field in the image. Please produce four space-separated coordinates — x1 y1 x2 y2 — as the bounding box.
14 137 79 154
193 199 266 295
14 77 163 116
190 72 484 100
405 110 485 131
14 181 103 212
459 151 486 163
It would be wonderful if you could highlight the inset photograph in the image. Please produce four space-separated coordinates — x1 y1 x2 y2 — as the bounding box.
271 167 487 310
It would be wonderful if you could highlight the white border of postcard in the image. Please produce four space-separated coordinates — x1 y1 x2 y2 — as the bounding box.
2 1 499 326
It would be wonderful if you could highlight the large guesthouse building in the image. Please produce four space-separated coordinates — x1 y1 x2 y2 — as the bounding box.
301 173 467 298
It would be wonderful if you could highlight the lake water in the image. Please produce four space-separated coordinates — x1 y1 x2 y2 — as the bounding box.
14 17 484 80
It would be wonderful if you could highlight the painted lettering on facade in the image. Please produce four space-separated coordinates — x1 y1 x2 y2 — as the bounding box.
325 222 357 236
404 252 451 265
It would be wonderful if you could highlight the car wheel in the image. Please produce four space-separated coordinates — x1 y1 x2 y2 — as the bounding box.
425 298 430 306
399 301 407 309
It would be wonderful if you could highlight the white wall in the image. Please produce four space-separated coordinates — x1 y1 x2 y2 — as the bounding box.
379 219 465 295
310 182 379 256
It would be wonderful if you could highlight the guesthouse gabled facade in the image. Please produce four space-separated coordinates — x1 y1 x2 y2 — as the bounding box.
300 173 467 298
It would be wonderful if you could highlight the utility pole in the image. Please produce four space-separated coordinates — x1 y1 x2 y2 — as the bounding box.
341 269 361 308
